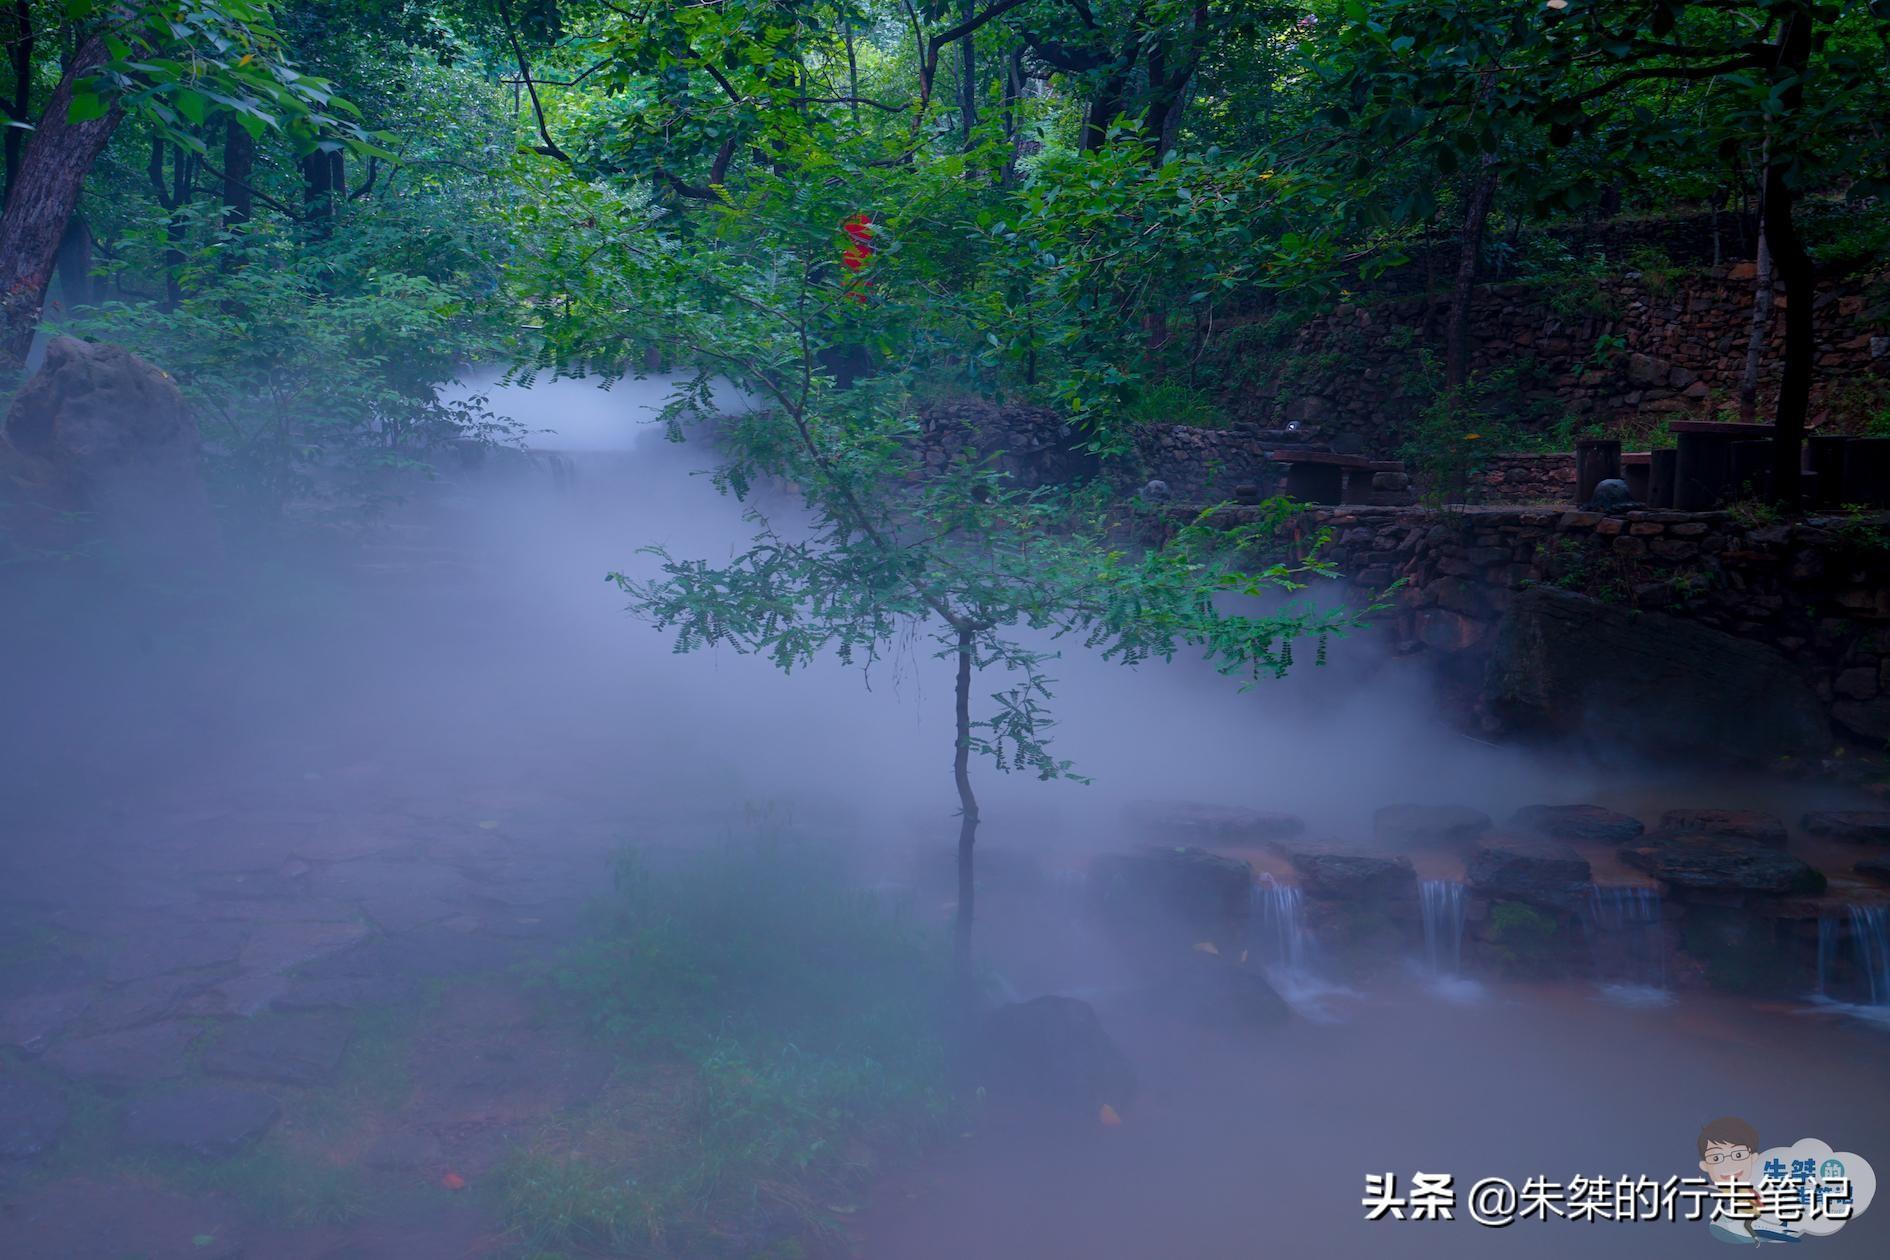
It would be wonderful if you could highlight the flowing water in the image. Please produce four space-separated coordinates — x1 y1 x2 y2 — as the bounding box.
1419 878 1468 977
1584 884 1671 1005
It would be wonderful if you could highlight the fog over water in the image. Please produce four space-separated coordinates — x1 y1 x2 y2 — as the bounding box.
4 374 1886 1258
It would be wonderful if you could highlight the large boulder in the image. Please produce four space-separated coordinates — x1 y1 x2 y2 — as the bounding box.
1657 809 1788 849
1374 804 1493 849
1 337 216 565
1802 811 1890 845
1483 587 1828 762
1287 848 1417 901
1121 800 1305 845
1465 837 1594 911
1508 804 1645 845
976 996 1136 1125
1619 834 1825 897
1089 846 1253 953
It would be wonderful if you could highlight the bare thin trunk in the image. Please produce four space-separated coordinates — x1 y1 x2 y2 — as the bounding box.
958 0 977 145
0 36 121 370
952 625 980 979
3 0 31 204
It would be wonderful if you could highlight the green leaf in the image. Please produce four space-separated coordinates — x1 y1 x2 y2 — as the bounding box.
66 93 108 124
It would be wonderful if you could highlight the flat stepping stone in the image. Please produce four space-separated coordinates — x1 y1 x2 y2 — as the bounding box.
82 972 220 1032
1657 809 1787 849
122 1084 278 1157
1466 837 1594 911
0 1077 68 1159
1374 804 1493 848
1285 848 1416 899
1508 804 1644 844
42 1021 197 1087
1857 857 1890 886
1621 834 1825 896
204 1014 352 1086
1803 811 1890 844
293 926 522 982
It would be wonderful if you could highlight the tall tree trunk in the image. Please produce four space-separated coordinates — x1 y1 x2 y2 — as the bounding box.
1766 8 1813 509
999 47 1024 187
3 0 31 205
952 625 980 980
0 37 121 371
1445 160 1499 392
222 119 254 228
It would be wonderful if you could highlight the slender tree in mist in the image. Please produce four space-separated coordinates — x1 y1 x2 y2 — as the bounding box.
514 167 1364 985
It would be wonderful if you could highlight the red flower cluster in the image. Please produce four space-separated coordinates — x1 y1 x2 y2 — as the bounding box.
841 214 873 302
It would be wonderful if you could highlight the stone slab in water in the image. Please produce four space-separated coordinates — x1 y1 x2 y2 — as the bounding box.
1466 837 1594 911
1088 847 1254 951
122 1084 278 1157
1620 835 1825 896
0 1077 68 1159
42 1021 198 1087
1802 811 1890 845
1374 804 1493 848
203 1014 352 1086
1657 809 1788 849
1856 857 1890 887
1509 804 1645 845
1286 848 1416 900
1121 800 1305 844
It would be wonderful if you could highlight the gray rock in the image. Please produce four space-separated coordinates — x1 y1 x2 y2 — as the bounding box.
1374 803 1493 848
1121 800 1305 845
43 1021 198 1087
1140 479 1172 502
0 1077 68 1159
1509 804 1645 844
977 996 1136 1124
1620 834 1825 897
1582 478 1642 512
122 1084 277 1157
1857 857 1890 886
1656 809 1788 849
1802 811 1890 845
1089 846 1254 952
204 1014 352 1086
1484 587 1829 763
1287 849 1417 900
1466 837 1594 911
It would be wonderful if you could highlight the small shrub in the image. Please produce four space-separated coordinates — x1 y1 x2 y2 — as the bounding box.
1482 901 1563 977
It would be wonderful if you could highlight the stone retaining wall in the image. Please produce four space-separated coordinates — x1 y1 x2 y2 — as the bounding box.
1163 503 1890 751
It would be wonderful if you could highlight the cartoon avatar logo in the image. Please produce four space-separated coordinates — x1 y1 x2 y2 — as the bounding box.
1697 1118 1876 1244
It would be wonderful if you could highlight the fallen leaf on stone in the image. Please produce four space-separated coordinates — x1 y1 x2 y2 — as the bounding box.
441 1171 467 1190
1099 1104 1122 1127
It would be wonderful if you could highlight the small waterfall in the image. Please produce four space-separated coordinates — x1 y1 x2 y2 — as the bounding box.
1585 884 1668 995
1249 875 1310 971
1419 879 1468 977
1849 905 1890 1006
1813 905 1890 1007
